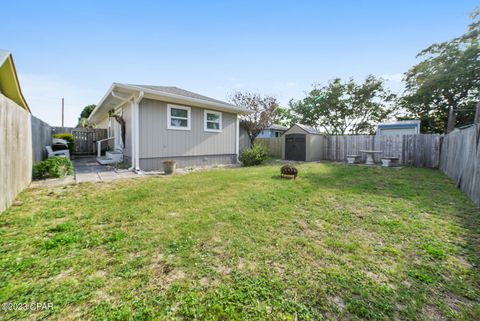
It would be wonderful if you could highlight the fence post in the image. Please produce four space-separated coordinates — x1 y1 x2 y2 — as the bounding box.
474 102 480 124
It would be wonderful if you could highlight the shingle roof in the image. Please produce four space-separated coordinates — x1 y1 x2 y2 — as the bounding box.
296 123 323 134
266 124 288 131
127 84 237 107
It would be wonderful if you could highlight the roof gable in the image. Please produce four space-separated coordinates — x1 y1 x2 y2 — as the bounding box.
285 123 323 135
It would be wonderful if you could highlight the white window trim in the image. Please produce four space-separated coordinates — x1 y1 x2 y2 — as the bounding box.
167 104 191 130
204 110 222 132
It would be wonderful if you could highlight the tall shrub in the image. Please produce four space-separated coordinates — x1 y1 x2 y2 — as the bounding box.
239 144 269 166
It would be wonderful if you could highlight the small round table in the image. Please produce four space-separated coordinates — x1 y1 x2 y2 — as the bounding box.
359 150 382 165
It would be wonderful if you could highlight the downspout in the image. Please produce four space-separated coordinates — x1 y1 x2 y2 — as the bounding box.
236 115 240 163
111 91 136 170
133 91 144 172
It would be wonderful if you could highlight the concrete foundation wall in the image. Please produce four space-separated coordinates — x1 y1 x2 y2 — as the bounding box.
125 154 237 171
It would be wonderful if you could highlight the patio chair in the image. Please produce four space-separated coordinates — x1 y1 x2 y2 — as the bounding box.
46 146 70 159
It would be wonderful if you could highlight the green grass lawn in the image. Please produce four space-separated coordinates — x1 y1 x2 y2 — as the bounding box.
1 162 479 320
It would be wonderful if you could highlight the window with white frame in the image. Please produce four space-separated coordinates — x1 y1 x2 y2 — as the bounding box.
167 104 191 130
204 110 222 132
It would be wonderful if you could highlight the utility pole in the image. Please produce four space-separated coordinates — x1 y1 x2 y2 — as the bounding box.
61 98 64 127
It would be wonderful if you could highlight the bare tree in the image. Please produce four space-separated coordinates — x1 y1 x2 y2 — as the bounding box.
230 91 281 145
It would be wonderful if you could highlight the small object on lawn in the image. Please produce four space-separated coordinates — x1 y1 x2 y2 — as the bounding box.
281 164 298 179
346 154 361 164
163 160 176 175
381 156 400 167
359 150 382 165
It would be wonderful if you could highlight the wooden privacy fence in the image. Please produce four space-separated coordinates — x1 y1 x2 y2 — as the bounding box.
31 115 52 163
51 127 108 155
256 137 282 158
440 124 480 206
324 134 442 168
0 93 32 213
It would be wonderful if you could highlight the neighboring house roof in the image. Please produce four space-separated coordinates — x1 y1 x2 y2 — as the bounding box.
89 83 251 123
0 49 29 112
265 124 288 131
377 120 420 128
294 123 323 135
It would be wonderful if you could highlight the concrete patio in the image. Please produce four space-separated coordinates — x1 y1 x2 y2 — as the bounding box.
73 157 138 183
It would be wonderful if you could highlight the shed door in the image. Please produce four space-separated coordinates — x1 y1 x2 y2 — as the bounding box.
285 134 306 161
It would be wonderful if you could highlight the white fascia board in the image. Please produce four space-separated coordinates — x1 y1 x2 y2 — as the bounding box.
88 84 136 123
88 83 116 122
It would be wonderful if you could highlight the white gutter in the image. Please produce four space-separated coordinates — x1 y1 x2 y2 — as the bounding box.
111 91 136 171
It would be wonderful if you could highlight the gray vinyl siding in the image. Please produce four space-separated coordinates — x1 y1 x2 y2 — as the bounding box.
138 98 237 158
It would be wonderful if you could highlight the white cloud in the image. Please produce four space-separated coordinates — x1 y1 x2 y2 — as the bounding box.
19 74 99 127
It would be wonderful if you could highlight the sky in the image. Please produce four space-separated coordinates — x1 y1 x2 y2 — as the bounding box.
2 0 478 127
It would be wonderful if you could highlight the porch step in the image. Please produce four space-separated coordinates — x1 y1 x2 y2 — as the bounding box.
97 156 117 165
105 150 123 162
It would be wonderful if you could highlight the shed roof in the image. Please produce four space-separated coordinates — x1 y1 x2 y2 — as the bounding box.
294 123 323 134
265 124 288 131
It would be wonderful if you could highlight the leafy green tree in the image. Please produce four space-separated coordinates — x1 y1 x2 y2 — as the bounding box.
288 76 395 135
275 106 292 127
77 104 96 128
400 9 480 133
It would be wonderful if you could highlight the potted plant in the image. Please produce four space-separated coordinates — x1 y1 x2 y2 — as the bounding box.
163 160 176 175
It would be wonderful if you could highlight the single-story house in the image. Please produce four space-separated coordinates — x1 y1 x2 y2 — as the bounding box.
257 124 288 138
282 124 324 161
376 120 420 136
88 83 252 171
